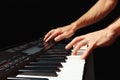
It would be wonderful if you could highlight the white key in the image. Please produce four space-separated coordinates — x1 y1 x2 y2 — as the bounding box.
71 45 87 55
16 46 87 80
16 55 85 80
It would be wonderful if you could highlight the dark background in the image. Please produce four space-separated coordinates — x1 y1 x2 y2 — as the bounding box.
1 0 120 80
2 0 120 47
2 0 97 48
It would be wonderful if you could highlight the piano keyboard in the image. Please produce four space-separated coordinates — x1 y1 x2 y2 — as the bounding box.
0 38 94 80
16 49 86 80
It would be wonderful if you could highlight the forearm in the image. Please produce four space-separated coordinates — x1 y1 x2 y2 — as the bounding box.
71 0 117 31
106 17 120 37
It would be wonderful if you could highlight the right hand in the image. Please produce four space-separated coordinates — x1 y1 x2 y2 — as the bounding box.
65 28 117 59
44 24 76 42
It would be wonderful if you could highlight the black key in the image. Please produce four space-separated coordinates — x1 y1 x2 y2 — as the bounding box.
18 71 57 77
30 62 63 67
47 49 67 52
39 55 67 59
42 54 69 57
21 66 60 72
19 69 56 72
35 60 66 65
46 51 68 54
28 62 63 67
18 66 59 76
36 58 66 62
43 53 68 56
7 76 48 80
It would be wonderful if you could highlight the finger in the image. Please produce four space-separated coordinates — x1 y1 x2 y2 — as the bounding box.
55 32 70 42
65 37 84 50
80 43 95 59
71 41 87 55
55 34 65 42
46 31 61 42
44 31 53 41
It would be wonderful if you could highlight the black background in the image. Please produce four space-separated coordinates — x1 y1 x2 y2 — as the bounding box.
2 0 97 48
2 0 120 48
1 0 120 80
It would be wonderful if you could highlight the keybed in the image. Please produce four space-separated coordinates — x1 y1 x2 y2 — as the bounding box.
0 38 94 80
14 44 86 80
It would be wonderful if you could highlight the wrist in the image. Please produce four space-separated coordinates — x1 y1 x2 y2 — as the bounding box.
70 22 80 32
105 26 119 39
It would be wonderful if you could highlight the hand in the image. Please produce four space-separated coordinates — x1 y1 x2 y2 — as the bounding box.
44 24 76 42
65 28 117 59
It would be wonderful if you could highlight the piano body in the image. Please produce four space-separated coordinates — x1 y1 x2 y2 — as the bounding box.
0 38 95 80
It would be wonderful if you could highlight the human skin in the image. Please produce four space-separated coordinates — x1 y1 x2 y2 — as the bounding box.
44 0 117 42
65 17 120 59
